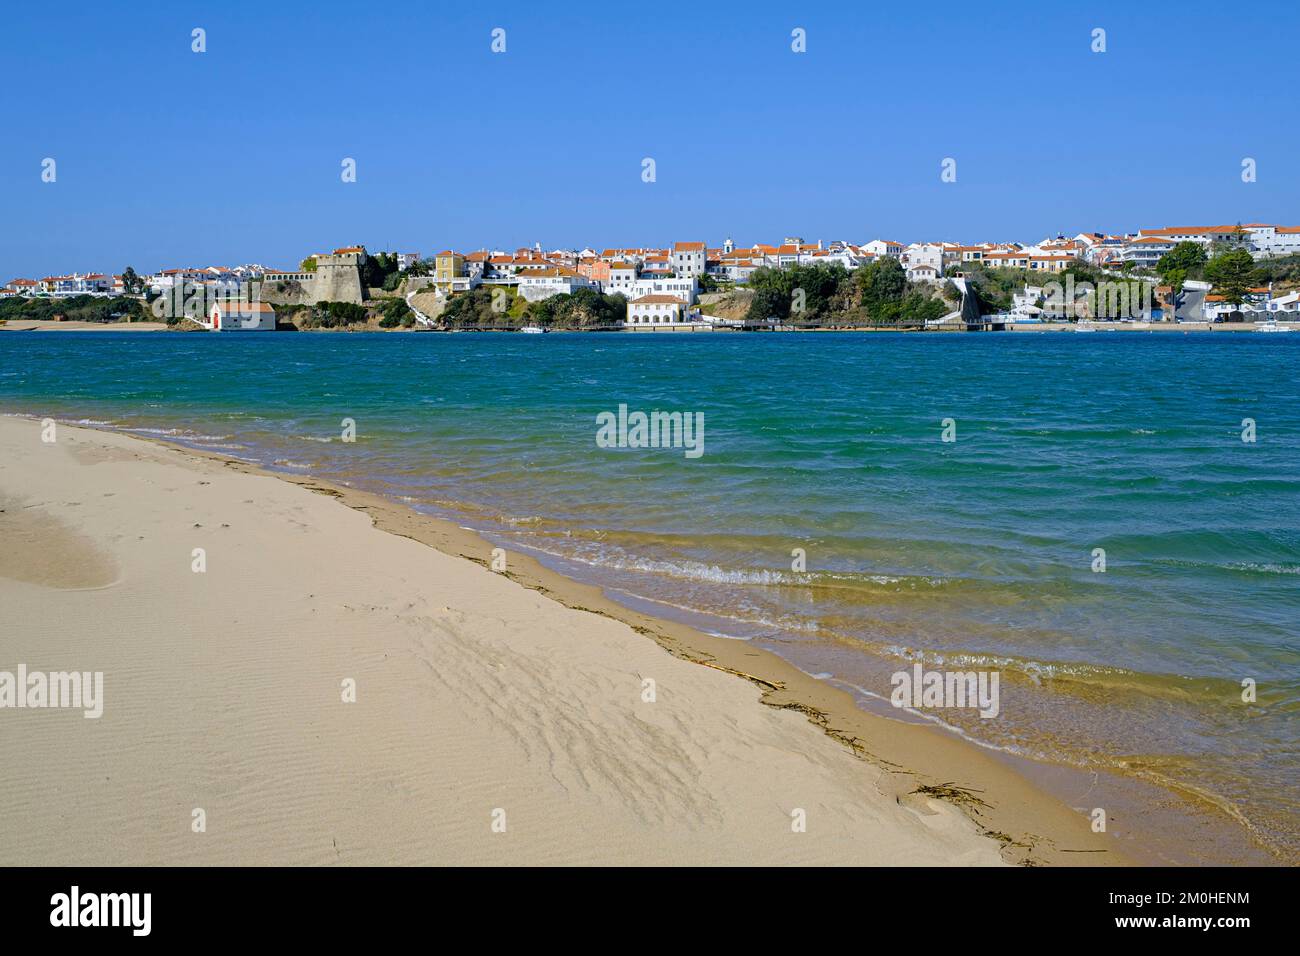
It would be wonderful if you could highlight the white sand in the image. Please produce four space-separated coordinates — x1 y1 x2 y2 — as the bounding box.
0 418 1004 865
0 320 169 332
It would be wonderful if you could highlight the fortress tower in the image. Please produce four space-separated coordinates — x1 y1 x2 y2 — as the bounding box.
261 246 369 305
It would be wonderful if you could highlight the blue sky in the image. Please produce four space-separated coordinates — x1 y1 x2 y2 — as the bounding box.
2 0 1298 276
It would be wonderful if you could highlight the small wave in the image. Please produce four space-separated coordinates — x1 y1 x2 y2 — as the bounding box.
1226 561 1300 576
297 435 334 443
698 629 755 641
272 459 312 470
120 426 236 443
500 540 947 591
600 585 821 634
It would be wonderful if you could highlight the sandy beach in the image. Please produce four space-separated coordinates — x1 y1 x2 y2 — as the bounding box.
0 320 172 332
0 416 1123 866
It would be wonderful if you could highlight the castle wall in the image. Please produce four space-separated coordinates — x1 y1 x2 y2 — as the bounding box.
260 254 367 306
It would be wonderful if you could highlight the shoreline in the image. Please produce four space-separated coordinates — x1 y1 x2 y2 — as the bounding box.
0 414 1149 866
197 451 1277 866
0 415 1013 865
2 318 1295 335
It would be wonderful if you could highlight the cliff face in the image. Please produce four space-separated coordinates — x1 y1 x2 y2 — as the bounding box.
408 292 443 321
701 289 753 321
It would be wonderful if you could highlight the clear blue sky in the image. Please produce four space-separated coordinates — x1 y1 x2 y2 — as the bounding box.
2 0 1298 277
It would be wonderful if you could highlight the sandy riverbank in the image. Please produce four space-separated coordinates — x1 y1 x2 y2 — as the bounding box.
0 417 1125 865
0 320 170 332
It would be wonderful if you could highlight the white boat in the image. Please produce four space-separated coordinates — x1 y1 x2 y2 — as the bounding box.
519 325 546 334
1255 319 1291 333
1073 320 1097 333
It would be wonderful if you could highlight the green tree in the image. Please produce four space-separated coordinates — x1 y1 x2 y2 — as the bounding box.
308 300 367 327
1162 267 1187 301
898 291 947 326
300 257 317 272
362 252 400 289
379 297 412 327
744 285 788 324
1156 241 1207 280
857 258 907 315
121 266 140 294
1204 250 1263 308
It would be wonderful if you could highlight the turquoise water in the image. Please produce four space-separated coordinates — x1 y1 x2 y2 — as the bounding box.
3 330 1298 857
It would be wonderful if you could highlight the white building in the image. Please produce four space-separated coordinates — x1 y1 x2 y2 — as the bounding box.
1128 224 1300 259
206 300 277 331
622 276 698 305
603 261 638 297
1266 290 1300 314
1240 225 1300 259
670 241 707 278
710 256 761 283
1028 254 1075 273
626 294 688 328
1012 285 1047 320
903 243 944 273
1118 236 1176 268
862 239 904 258
515 267 595 302
38 273 113 295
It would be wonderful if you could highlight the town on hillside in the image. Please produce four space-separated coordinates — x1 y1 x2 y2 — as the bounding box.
5 224 1300 332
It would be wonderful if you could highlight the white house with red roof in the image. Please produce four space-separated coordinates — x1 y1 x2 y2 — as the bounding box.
1119 235 1178 267
862 239 904 258
623 275 698 305
205 300 277 331
626 294 690 328
516 266 595 302
670 241 707 279
35 273 113 295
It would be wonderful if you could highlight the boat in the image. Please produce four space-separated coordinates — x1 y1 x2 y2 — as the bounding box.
519 325 546 334
1255 318 1291 333
1073 320 1097 333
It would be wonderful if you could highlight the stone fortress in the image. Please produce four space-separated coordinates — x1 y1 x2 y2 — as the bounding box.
260 246 368 305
